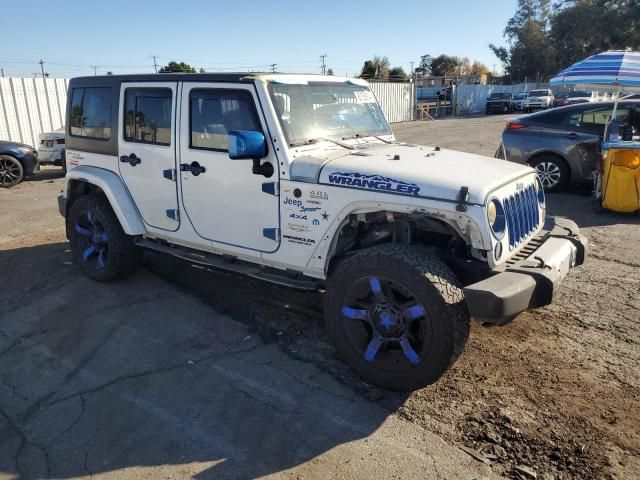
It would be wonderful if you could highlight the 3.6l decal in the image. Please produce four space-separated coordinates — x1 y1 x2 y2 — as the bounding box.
327 172 421 195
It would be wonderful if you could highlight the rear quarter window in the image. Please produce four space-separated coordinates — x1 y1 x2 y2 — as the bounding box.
70 87 112 140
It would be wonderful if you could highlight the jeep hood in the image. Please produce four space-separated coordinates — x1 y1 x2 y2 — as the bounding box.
312 144 534 205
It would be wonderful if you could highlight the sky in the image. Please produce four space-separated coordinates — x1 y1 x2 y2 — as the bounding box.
1 0 517 79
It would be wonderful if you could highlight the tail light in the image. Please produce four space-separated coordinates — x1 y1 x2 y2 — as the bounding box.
506 121 527 130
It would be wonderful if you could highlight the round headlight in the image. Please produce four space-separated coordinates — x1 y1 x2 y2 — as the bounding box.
487 198 506 239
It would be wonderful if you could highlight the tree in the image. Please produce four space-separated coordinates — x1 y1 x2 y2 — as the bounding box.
470 61 490 76
414 54 433 78
490 0 556 82
159 61 196 73
388 66 409 82
459 57 472 75
430 54 461 77
359 56 390 80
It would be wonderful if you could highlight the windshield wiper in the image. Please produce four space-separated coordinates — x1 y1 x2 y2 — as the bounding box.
291 137 355 150
344 133 394 144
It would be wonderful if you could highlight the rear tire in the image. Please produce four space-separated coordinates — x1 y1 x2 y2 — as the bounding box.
324 244 470 390
68 194 141 282
0 155 24 188
530 155 570 192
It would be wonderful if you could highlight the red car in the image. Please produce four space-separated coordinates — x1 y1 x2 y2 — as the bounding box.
553 93 568 107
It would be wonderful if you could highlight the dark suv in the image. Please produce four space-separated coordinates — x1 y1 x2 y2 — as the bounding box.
496 100 640 191
486 92 513 114
0 141 39 188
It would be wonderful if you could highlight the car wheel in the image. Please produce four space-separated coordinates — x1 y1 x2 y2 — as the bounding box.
68 194 141 282
324 244 470 390
0 155 24 188
530 155 570 192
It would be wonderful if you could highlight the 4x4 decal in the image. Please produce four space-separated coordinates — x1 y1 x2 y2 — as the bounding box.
327 172 421 195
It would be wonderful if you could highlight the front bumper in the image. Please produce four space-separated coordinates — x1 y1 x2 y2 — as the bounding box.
463 217 587 325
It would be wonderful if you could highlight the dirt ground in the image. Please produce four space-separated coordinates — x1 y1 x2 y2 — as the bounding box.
1 115 639 479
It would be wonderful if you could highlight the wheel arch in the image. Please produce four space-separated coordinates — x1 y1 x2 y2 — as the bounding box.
64 166 146 236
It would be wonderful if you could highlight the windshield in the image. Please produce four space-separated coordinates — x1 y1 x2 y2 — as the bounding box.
529 90 549 97
490 93 511 99
514 93 527 99
267 82 391 146
568 90 591 98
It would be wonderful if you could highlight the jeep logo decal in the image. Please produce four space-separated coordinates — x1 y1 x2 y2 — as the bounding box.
327 172 420 195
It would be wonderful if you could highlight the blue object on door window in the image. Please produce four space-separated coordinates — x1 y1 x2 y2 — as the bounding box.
227 130 266 159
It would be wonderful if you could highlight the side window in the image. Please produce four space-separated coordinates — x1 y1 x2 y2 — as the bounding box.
70 87 112 139
124 88 172 146
569 107 629 128
190 89 261 151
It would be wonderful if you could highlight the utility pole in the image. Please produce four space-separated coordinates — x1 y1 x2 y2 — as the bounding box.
270 63 277 73
1 68 4 78
91 66 98 76
320 54 327 75
39 59 46 78
152 55 158 73
410 61 415 82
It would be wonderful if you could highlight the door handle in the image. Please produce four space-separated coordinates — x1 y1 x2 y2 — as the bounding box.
120 153 141 166
180 161 206 176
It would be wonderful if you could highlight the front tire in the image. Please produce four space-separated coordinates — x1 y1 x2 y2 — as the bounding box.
324 244 470 390
0 155 24 188
68 195 140 282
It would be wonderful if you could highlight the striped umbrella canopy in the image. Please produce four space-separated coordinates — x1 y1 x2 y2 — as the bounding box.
550 50 640 89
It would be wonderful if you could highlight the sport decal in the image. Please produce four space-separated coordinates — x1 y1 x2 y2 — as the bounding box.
327 172 420 195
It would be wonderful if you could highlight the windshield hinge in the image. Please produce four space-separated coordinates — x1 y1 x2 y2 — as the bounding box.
456 186 470 212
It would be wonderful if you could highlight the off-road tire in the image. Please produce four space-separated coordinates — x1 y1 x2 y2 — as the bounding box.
0 155 24 188
324 244 470 390
68 194 140 282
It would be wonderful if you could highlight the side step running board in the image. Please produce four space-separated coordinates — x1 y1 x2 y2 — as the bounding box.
135 239 321 292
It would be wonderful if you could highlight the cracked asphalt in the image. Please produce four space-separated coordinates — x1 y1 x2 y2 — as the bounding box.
0 172 497 477
1 115 638 479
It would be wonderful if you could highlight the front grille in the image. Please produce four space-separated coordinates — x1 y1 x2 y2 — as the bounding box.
504 184 541 250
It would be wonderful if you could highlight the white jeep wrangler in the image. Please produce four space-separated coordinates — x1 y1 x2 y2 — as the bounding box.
59 73 586 390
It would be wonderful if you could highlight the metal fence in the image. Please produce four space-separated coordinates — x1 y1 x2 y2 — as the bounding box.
369 81 416 123
0 77 68 148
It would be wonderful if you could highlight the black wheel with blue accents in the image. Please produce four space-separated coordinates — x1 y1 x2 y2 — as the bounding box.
324 244 470 390
68 195 140 282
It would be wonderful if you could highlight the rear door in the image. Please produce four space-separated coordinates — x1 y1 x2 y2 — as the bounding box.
118 82 179 231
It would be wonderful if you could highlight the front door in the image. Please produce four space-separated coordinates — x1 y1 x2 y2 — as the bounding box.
118 82 179 231
178 82 280 252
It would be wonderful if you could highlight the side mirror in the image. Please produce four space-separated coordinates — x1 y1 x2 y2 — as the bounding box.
227 130 266 160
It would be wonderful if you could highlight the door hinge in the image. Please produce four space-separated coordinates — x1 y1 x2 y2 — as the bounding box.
261 182 280 196
163 169 177 181
263 227 280 241
166 209 179 221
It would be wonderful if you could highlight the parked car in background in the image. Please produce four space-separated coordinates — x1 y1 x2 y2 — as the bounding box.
436 86 451 101
37 128 66 172
496 100 640 191
523 89 554 112
565 90 598 105
512 92 528 110
553 93 568 107
0 141 38 188
485 92 514 114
